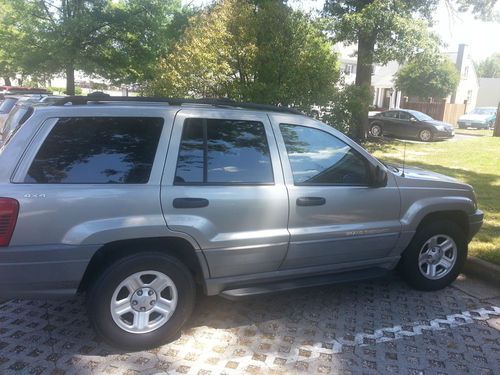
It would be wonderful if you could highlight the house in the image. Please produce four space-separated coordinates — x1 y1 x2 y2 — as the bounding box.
334 43 479 113
443 44 479 111
476 78 500 107
334 43 401 110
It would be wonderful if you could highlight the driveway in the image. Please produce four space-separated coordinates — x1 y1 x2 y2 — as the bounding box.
0 275 499 375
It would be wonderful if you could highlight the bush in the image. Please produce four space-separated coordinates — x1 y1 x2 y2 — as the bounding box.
320 84 372 139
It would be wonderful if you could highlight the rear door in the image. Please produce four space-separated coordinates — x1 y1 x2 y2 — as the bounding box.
380 111 399 135
161 109 289 278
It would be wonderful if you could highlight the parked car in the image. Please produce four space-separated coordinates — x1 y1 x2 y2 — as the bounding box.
0 95 52 133
0 96 482 350
457 107 497 129
369 109 455 142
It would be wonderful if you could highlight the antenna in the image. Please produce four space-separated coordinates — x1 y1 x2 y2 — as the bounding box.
401 141 406 177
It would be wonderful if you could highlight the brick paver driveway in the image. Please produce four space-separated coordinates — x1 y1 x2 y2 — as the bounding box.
0 275 499 375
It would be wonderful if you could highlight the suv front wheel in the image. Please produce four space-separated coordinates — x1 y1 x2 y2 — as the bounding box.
87 252 195 350
399 220 467 290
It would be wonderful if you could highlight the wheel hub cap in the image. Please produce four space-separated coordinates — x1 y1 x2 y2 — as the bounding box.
131 287 157 312
418 234 457 280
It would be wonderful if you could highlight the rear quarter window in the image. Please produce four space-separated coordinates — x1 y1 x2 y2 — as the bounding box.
25 117 164 184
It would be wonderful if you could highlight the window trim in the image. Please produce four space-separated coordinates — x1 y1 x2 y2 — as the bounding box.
173 117 275 186
279 123 374 187
19 116 165 185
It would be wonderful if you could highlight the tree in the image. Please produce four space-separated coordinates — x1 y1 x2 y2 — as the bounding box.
323 0 498 139
395 55 460 100
476 53 500 78
148 0 340 111
0 0 183 94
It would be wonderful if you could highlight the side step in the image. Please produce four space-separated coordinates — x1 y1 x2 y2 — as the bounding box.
220 268 389 300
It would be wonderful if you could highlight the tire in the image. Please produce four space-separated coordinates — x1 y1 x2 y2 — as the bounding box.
87 252 195 350
418 129 433 142
370 123 383 137
399 220 467 291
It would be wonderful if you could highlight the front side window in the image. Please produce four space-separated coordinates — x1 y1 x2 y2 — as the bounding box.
26 117 164 184
399 111 412 121
175 118 273 184
280 124 371 185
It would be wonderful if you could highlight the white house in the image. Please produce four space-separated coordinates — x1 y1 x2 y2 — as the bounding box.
334 43 479 111
444 44 479 111
476 78 500 107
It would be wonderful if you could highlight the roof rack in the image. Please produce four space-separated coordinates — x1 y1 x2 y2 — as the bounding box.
52 95 304 115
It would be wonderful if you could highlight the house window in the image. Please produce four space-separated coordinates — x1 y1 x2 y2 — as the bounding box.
344 64 354 75
463 66 469 79
467 90 473 102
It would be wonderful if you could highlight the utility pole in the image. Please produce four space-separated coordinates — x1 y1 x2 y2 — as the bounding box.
494 102 500 137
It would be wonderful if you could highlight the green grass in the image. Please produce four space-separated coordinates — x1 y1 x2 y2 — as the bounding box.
364 136 500 265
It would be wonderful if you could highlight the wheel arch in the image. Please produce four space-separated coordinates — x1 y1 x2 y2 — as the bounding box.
78 236 210 294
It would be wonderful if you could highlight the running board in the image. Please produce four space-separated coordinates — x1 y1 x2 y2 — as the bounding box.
220 268 389 300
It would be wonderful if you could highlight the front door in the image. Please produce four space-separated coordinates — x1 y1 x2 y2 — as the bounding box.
161 109 290 278
269 114 401 270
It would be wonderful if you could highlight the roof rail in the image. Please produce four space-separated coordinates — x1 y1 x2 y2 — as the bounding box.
52 95 304 115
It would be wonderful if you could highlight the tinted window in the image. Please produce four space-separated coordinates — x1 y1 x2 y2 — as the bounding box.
175 118 273 184
26 117 163 184
280 124 371 185
383 111 399 118
1 105 33 144
399 111 411 120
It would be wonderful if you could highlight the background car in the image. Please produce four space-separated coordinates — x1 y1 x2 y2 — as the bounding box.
369 109 455 142
457 107 497 129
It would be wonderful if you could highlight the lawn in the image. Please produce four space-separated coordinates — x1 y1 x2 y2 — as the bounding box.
365 135 500 265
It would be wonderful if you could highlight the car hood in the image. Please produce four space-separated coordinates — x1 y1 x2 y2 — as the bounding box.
392 165 471 190
459 113 494 122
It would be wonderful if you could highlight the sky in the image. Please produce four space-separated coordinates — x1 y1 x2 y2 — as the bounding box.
182 0 500 62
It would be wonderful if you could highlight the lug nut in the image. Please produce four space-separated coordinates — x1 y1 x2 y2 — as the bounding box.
148 290 154 296
140 307 146 311
137 290 143 296
132 300 138 305
150 301 155 306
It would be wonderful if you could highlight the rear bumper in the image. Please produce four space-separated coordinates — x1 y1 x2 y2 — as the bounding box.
0 244 97 300
468 209 484 241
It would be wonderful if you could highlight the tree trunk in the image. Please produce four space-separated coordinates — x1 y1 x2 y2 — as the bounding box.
354 32 376 139
493 102 500 137
3 77 11 86
66 64 75 95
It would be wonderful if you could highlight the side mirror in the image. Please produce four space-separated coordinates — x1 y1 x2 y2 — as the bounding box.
371 164 388 188
410 117 417 122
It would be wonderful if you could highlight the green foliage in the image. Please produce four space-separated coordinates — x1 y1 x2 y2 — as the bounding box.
0 0 184 92
321 84 372 138
475 53 500 78
395 54 460 99
148 0 340 110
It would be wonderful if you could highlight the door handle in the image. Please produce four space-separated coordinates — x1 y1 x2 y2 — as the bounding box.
296 197 326 206
173 198 209 209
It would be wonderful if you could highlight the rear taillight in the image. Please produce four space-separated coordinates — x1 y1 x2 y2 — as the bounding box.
0 198 19 246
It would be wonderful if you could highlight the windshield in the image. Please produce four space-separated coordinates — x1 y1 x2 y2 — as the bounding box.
0 98 18 114
1 106 33 144
470 108 496 115
408 110 433 121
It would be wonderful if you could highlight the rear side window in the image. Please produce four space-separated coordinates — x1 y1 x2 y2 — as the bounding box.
25 117 164 184
175 118 273 184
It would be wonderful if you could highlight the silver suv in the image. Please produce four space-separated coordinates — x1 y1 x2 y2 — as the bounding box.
0 97 483 350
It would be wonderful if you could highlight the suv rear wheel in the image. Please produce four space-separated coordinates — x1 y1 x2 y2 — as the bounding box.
399 220 467 290
87 252 195 350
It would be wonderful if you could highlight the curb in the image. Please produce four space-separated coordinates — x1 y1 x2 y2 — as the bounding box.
463 256 500 285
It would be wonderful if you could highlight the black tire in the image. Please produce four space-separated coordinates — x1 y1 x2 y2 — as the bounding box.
87 252 195 351
399 220 467 291
370 123 383 137
418 129 433 142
